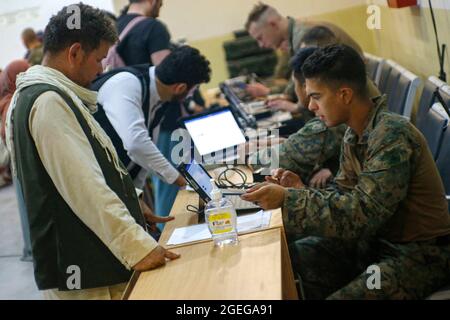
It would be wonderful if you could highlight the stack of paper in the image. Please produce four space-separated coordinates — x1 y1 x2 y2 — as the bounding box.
166 210 272 246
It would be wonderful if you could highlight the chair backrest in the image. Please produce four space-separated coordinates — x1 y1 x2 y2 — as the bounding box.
378 61 393 94
385 65 402 112
383 60 421 119
435 126 450 209
416 77 444 127
417 102 449 159
393 74 413 115
364 52 385 87
438 84 450 113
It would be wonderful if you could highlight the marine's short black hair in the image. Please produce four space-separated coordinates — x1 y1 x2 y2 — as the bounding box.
300 26 337 47
291 47 319 83
302 44 368 96
43 3 118 54
155 46 211 87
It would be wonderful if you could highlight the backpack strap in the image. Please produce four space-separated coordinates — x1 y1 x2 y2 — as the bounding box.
119 16 147 41
92 64 150 109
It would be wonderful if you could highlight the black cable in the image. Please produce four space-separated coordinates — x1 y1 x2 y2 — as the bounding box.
429 0 447 82
216 167 248 189
433 88 450 118
186 205 200 214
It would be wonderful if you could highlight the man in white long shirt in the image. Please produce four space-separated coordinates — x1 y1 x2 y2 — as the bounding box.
6 4 179 300
92 46 211 206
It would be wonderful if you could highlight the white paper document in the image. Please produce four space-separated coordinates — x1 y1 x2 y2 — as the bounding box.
166 210 272 246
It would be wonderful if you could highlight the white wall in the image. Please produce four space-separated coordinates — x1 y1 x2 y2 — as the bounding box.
0 0 115 68
0 0 367 68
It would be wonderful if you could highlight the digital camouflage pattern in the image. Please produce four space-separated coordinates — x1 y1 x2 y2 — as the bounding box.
289 236 450 300
283 96 450 299
249 117 346 185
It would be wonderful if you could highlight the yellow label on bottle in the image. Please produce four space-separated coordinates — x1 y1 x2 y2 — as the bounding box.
208 212 233 235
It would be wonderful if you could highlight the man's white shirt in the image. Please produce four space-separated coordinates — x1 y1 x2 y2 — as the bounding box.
97 67 179 188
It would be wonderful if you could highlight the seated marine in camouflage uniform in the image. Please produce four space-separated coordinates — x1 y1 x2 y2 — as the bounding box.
249 47 346 188
242 45 450 299
249 47 379 188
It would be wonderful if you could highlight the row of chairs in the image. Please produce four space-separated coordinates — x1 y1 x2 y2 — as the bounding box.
416 77 450 299
366 54 450 299
416 76 450 206
366 53 450 208
365 52 421 119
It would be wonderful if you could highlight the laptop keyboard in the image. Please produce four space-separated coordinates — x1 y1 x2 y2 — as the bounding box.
226 195 260 211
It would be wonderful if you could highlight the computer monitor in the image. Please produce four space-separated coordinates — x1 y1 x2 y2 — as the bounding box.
182 108 246 156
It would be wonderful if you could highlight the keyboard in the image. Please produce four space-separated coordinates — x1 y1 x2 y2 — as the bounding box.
225 195 260 212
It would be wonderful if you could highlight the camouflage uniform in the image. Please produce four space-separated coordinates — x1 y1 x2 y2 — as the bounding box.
283 96 450 299
280 17 365 104
249 81 380 184
249 118 346 185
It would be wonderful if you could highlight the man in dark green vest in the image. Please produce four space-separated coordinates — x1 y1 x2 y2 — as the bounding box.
6 3 179 300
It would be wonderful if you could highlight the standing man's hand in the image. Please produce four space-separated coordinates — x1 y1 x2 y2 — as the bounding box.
174 174 187 188
133 245 180 272
139 199 174 232
135 199 180 271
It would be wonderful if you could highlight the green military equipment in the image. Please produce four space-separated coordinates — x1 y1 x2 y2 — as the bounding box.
223 36 273 61
226 53 278 78
233 29 250 39
223 31 278 78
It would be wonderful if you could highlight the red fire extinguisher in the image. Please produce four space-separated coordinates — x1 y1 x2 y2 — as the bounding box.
387 0 418 8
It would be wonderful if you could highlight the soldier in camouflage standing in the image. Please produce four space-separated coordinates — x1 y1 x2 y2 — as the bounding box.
242 44 450 299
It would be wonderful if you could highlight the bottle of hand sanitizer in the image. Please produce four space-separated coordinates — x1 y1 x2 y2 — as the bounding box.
205 179 238 246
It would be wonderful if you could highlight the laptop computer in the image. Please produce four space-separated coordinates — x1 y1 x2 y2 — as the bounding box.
182 107 247 163
220 83 257 128
178 161 260 214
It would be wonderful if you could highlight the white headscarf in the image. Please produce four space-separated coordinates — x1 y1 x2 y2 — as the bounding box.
5 65 127 177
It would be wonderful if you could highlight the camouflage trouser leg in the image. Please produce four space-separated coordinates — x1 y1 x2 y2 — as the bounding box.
328 241 450 300
289 236 369 300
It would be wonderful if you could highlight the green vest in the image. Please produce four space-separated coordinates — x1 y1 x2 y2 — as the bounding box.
13 84 146 291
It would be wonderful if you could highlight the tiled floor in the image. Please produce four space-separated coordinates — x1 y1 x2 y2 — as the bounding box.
0 184 42 300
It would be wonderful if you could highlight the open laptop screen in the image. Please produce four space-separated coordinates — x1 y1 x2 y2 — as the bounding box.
183 109 246 156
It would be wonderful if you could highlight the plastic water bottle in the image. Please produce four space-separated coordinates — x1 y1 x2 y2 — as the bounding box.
205 179 238 246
